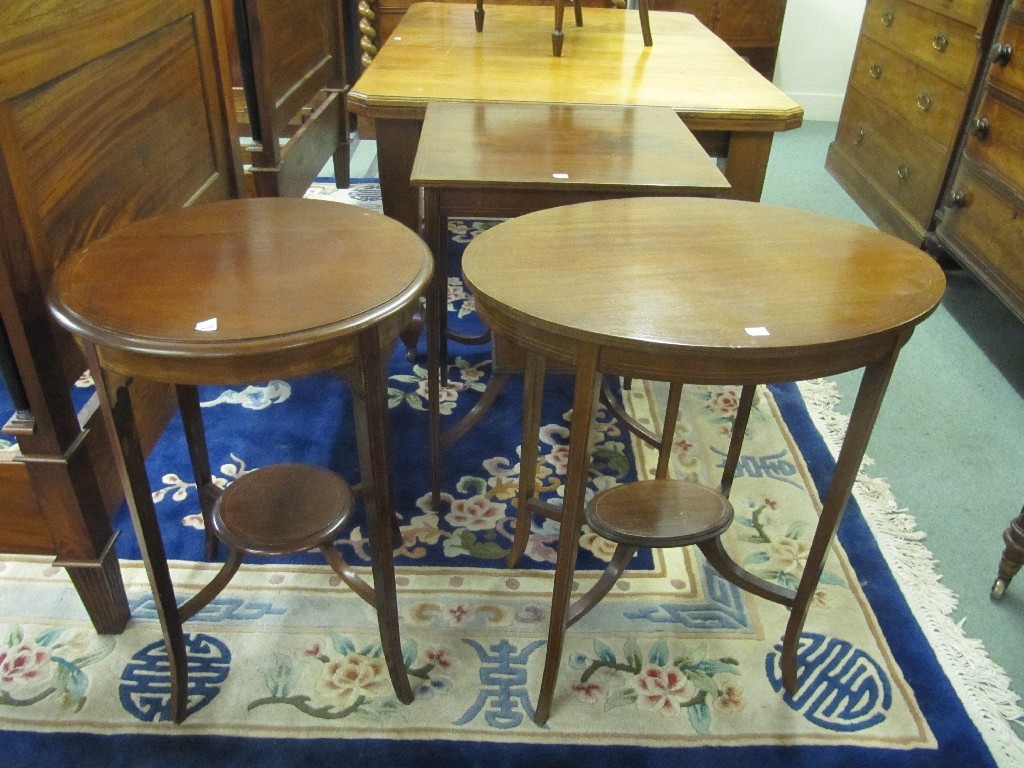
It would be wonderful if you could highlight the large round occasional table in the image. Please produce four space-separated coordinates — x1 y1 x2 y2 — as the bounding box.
461 196 946 725
47 197 432 722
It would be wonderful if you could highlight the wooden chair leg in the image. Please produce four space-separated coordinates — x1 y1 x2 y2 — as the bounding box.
638 0 652 46
992 504 1024 599
573 0 583 28
475 0 485 31
552 0 566 56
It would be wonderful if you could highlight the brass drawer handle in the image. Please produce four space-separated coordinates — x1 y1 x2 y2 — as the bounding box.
991 42 1014 66
933 34 949 52
897 162 911 181
973 116 991 139
854 125 866 145
882 9 895 26
917 93 933 111
870 63 883 79
947 190 966 208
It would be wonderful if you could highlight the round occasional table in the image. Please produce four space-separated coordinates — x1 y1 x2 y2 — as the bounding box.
48 197 432 722
461 196 946 725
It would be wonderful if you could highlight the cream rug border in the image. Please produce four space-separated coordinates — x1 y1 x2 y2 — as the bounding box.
798 378 1024 768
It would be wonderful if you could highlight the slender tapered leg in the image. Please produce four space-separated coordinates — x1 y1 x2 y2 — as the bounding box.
349 326 415 704
506 351 547 568
552 0 566 56
534 344 603 725
638 0 652 46
424 189 447 510
780 350 904 692
84 344 190 723
176 385 218 559
720 384 756 497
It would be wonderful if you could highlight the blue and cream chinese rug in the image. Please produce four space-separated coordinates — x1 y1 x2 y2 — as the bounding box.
0 183 1020 767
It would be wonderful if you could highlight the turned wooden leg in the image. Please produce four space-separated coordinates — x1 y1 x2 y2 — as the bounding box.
992 504 1024 599
475 0 484 31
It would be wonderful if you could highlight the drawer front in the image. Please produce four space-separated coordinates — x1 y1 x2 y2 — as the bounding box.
988 15 1024 97
864 0 979 87
850 36 968 148
907 0 992 28
835 88 949 225
940 163 1024 308
964 87 1024 192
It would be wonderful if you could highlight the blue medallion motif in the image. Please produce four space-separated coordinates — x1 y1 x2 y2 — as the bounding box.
766 633 892 731
120 633 231 721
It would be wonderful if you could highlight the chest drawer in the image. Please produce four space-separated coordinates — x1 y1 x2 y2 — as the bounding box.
864 0 979 87
940 160 1024 311
850 35 968 149
835 88 949 226
908 0 992 28
988 15 1024 96
963 86 1024 192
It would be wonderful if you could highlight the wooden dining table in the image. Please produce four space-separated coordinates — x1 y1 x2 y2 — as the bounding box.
347 2 803 231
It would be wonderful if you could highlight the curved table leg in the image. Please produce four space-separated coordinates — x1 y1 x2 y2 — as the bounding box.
992 504 1024 599
506 351 547 568
780 352 903 693
534 343 602 725
347 326 416 704
85 344 191 723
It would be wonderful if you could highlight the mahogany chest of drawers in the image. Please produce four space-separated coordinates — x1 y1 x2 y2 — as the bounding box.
826 0 999 245
935 0 1024 320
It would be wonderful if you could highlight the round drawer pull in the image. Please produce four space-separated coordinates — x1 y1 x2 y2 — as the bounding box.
917 93 933 112
882 9 895 26
897 162 911 181
932 34 949 53
990 42 1014 66
973 116 991 139
870 63 883 79
948 190 967 208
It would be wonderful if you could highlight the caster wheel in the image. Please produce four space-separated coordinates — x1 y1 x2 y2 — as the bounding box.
991 577 1009 600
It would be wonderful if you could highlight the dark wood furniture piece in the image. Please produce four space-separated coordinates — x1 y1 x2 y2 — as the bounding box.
47 197 431 722
473 0 652 56
825 0 1003 248
357 0 786 79
349 3 802 232
0 0 244 635
934 0 1024 321
462 196 945 724
992 503 1024 598
222 0 352 195
410 101 730 508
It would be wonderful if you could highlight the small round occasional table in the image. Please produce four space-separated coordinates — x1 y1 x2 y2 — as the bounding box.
461 196 946 725
48 197 432 722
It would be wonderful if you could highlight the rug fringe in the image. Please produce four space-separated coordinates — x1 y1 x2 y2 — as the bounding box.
797 379 1024 767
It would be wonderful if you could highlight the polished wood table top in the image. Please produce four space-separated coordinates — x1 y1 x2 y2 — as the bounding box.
350 3 802 130
412 102 731 195
464 197 945 379
349 2 802 227
48 197 431 722
50 198 431 384
462 196 944 724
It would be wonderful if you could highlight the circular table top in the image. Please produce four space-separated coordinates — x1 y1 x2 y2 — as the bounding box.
462 197 945 378
48 198 432 378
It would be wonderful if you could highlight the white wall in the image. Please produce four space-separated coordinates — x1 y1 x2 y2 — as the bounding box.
774 0 866 121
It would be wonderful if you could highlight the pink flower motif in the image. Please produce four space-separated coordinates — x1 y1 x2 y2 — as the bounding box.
768 537 809 576
708 388 741 416
713 680 745 712
762 497 779 510
425 647 453 670
304 642 324 657
447 604 472 625
632 664 696 714
314 653 388 709
544 444 570 475
416 378 461 403
445 495 504 531
570 680 607 704
0 642 55 699
579 528 619 562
